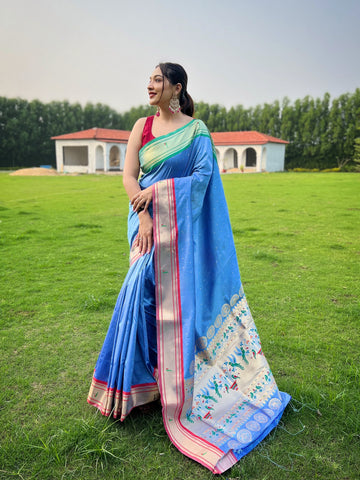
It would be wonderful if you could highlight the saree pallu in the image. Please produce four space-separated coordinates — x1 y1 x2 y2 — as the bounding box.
87 119 291 473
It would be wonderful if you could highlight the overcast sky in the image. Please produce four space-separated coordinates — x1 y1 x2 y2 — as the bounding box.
1 0 359 113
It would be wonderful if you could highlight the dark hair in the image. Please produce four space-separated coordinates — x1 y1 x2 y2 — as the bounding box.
157 62 194 117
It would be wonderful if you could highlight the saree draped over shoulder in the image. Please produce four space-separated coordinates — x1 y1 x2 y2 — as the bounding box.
87 119 290 474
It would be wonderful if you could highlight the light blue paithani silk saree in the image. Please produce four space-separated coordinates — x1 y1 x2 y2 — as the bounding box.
87 119 290 473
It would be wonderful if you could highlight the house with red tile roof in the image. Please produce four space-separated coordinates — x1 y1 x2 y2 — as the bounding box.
51 128 130 174
212 131 289 173
51 128 288 174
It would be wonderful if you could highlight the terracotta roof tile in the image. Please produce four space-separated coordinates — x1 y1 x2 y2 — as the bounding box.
211 131 289 145
51 127 130 143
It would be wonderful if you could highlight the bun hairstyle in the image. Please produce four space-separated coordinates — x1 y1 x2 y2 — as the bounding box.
157 62 194 117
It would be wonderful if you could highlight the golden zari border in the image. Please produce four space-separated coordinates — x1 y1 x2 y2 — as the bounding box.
87 377 159 421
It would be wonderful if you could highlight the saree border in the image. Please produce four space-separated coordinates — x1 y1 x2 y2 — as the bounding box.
153 179 238 472
139 118 196 155
87 377 159 421
129 233 141 266
140 119 210 173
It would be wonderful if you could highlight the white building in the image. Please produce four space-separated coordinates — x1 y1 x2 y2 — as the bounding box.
212 131 289 173
52 128 288 174
51 128 130 174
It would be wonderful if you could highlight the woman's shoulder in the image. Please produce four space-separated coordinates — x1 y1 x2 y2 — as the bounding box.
127 117 151 149
132 116 148 131
192 118 211 135
181 113 194 122
129 116 151 141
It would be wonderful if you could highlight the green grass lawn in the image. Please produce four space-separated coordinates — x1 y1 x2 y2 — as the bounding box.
0 172 359 480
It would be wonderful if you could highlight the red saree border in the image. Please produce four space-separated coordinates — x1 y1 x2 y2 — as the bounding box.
87 376 159 421
153 179 235 472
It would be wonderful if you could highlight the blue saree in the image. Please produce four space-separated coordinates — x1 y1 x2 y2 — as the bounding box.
87 119 290 473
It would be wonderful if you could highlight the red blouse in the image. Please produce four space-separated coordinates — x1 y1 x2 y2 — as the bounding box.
141 116 156 147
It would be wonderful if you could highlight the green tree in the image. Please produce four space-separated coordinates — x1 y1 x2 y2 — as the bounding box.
258 101 281 137
353 107 360 168
226 106 239 131
328 92 359 168
1 90 360 169
194 102 210 124
121 105 155 130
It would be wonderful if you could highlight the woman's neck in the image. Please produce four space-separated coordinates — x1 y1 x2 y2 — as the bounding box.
156 107 187 124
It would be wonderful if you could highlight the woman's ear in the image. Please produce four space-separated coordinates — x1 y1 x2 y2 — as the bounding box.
175 83 182 95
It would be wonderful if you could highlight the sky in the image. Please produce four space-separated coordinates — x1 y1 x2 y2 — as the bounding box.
0 0 359 113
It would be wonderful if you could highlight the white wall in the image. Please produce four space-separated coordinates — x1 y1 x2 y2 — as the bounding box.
263 144 286 172
215 143 286 173
96 145 104 169
55 139 128 173
55 139 96 173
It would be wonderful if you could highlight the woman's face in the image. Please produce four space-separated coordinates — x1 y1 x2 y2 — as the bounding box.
147 66 178 107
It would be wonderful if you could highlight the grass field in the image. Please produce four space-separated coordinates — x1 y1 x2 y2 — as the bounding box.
0 172 359 480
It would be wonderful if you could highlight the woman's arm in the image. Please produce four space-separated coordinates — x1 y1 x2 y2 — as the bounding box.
122 118 153 254
122 118 145 200
123 118 153 212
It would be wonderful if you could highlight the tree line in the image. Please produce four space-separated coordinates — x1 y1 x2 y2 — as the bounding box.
0 89 359 169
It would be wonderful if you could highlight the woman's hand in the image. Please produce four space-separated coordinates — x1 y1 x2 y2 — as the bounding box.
135 210 153 254
131 186 152 213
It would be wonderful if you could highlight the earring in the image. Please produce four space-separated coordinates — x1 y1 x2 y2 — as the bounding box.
169 94 180 114
155 106 160 117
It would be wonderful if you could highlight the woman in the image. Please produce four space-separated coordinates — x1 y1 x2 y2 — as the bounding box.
87 62 290 474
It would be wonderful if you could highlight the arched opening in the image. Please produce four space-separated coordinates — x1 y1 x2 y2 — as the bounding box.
215 148 220 160
223 148 238 170
109 146 120 169
96 145 104 170
245 148 257 167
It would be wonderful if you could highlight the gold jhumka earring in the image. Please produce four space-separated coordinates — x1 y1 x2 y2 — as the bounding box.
168 94 180 114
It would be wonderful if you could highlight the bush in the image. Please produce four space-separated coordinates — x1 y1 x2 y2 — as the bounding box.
288 168 320 172
340 164 360 172
321 167 341 172
287 166 360 173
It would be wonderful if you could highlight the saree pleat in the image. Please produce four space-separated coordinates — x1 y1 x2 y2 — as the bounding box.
87 250 159 420
87 119 290 473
